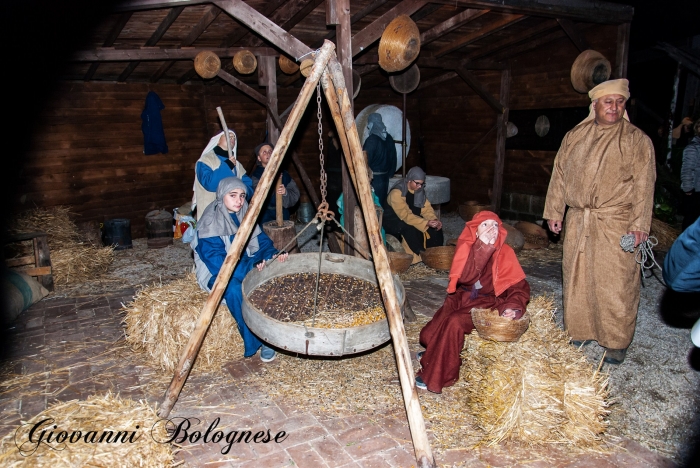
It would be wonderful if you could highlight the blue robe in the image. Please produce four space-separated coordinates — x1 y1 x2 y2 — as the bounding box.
141 91 168 155
195 213 277 356
196 149 254 201
663 217 700 293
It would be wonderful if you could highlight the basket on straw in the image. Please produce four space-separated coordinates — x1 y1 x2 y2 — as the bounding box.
388 251 413 274
514 221 549 249
472 308 530 342
421 245 455 271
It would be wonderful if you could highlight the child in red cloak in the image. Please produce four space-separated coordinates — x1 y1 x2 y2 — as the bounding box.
416 211 530 393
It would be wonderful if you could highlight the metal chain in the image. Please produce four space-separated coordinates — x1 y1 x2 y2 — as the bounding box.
317 83 327 205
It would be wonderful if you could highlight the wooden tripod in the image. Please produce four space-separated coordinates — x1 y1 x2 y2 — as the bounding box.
158 40 435 468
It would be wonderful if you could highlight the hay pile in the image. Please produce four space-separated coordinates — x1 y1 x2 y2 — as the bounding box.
462 295 610 448
11 206 114 285
0 392 173 467
650 217 680 251
123 273 244 373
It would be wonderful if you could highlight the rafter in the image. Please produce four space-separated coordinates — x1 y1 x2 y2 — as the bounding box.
84 12 132 81
409 3 442 23
557 18 590 52
117 6 185 82
115 0 210 12
467 19 559 61
417 71 458 90
244 0 323 48
219 0 286 48
310 0 387 55
420 8 489 46
150 5 221 83
72 47 276 61
455 67 504 113
434 13 525 57
351 0 427 57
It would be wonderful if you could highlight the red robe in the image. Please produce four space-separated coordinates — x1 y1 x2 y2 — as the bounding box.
417 212 530 393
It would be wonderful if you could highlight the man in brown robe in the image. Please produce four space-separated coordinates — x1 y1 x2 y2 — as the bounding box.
543 79 656 364
417 211 530 393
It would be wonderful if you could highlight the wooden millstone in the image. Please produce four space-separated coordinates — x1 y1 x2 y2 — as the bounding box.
262 219 299 254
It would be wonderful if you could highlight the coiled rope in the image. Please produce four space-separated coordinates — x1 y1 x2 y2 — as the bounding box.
620 234 663 282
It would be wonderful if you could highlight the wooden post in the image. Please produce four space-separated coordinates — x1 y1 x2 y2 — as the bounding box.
492 67 511 213
615 22 631 79
158 40 336 418
259 55 280 144
402 92 407 178
276 174 284 226
323 55 436 468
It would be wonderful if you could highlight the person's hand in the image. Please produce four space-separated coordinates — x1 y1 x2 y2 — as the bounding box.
547 219 563 234
256 260 266 271
427 219 442 230
628 230 648 248
682 116 693 128
687 191 695 196
277 253 289 263
276 184 286 196
501 309 517 319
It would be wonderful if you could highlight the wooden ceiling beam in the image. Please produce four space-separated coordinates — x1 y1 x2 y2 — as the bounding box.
351 0 427 57
455 67 504 113
245 0 324 48
434 13 525 57
409 3 442 23
467 19 558 61
416 71 458 90
428 0 633 24
214 0 312 59
489 26 570 62
117 6 185 82
115 0 210 12
417 56 506 70
420 8 489 46
220 0 287 48
310 0 387 53
556 18 590 52
150 4 221 83
73 47 276 61
84 11 132 81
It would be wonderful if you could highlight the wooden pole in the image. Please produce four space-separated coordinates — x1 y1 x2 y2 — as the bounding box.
216 106 234 163
402 92 407 178
276 174 284 226
491 67 511 213
323 55 436 468
158 40 336 418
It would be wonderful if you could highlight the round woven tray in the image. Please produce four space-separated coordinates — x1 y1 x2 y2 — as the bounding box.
472 308 530 342
387 251 412 274
279 54 299 74
194 51 221 79
233 50 257 74
421 245 455 271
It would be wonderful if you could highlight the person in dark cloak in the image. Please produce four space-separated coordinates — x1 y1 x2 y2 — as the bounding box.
363 113 397 206
416 211 530 393
250 143 300 224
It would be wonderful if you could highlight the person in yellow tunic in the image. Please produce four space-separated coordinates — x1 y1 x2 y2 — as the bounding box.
543 79 656 365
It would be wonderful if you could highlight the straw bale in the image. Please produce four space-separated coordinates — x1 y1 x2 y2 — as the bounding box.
462 296 610 448
122 273 244 374
650 217 680 251
0 392 173 467
10 206 115 285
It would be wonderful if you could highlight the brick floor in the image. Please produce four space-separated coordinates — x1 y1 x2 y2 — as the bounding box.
0 283 681 467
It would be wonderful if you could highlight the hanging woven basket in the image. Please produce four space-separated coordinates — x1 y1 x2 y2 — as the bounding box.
233 50 257 75
378 15 421 73
570 49 611 93
193 51 221 79
279 54 299 74
300 58 315 77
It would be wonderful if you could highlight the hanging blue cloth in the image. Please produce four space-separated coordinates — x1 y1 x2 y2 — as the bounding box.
141 91 168 155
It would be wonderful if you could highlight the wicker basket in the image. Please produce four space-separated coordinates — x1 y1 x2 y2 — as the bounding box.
378 15 421 73
421 245 455 271
233 50 257 74
279 54 299 74
514 221 548 249
570 49 611 93
459 203 492 222
387 251 412 274
503 223 525 253
446 238 458 246
300 58 314 77
472 308 530 342
194 51 221 79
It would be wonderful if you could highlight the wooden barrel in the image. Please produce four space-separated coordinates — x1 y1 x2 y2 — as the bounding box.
233 50 257 74
103 218 132 250
145 210 173 249
279 54 299 74
194 51 221 79
262 220 299 254
378 15 421 72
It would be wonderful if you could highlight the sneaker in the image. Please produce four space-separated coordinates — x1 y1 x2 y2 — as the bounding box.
416 351 425 361
415 376 427 390
260 345 276 363
603 347 627 365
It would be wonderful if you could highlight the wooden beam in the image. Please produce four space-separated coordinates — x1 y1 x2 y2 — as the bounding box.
420 9 489 46
417 71 457 90
72 47 276 61
220 0 287 47
557 18 590 52
114 0 210 12
351 0 427 57
151 5 221 83
214 0 312 59
428 0 634 24
455 67 504 114
215 68 284 130
489 27 567 62
117 6 185 82
158 40 336 420
314 0 388 47
467 19 558 61
416 55 506 70
177 68 199 84
244 0 324 51
259 55 280 143
615 22 631 79
492 67 510 213
409 3 442 22
434 13 525 57
84 12 132 81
